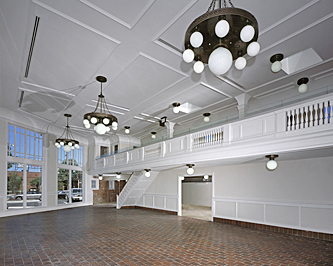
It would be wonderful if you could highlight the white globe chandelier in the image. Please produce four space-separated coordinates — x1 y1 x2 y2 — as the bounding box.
183 0 260 75
55 114 80 152
83 76 118 135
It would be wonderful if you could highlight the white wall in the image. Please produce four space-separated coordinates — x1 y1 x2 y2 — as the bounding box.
139 156 333 233
182 182 212 207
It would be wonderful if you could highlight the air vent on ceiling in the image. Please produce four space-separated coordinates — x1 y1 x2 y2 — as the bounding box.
25 16 40 78
157 38 182 54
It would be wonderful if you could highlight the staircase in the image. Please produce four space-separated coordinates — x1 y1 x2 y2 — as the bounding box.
116 171 159 209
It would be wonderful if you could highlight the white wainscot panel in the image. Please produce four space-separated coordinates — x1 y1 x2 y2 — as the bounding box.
166 197 177 211
231 125 241 140
144 143 161 157
301 207 333 232
265 205 299 227
96 158 104 168
144 196 153 207
105 156 113 167
264 116 276 133
154 196 164 209
129 149 141 162
166 137 185 154
241 120 263 139
238 202 264 222
215 201 236 218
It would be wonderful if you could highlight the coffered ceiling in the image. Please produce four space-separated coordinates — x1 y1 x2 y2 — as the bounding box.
1 0 333 139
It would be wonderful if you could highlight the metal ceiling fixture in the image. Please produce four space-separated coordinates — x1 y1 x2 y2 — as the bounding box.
124 126 130 134
144 169 151 177
83 76 118 135
172 102 181 113
270 54 284 73
151 132 157 139
297 77 309 93
183 0 260 75
55 114 79 152
186 164 195 175
265 155 279 171
203 113 211 122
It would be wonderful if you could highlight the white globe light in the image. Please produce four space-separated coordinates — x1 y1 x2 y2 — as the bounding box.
208 47 233 75
247 42 260 57
266 160 277 171
83 119 89 125
180 176 185 181
298 84 308 93
90 117 97 124
103 118 110 125
55 142 58 147
71 146 74 150
271 61 282 73
193 61 204 73
74 144 79 149
63 145 71 153
68 142 72 147
85 123 91 129
240 25 255 42
190 31 203 48
112 125 118 131
106 126 110 132
183 49 195 63
116 174 121 179
151 134 156 139
173 106 180 114
145 171 151 177
60 141 64 146
215 20 229 38
204 116 210 122
204 175 209 180
125 128 130 134
95 123 107 135
187 167 194 175
112 121 118 127
99 175 103 181
235 57 247 70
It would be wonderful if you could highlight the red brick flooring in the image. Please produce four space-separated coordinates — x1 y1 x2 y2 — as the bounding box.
0 206 332 265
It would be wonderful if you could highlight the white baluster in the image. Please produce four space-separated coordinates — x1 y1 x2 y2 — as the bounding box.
286 111 290 131
303 107 307 129
322 101 327 125
314 104 319 127
294 108 299 130
309 105 314 127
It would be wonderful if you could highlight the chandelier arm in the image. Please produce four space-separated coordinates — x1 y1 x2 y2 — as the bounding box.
101 97 113 116
207 0 216 12
228 0 234 8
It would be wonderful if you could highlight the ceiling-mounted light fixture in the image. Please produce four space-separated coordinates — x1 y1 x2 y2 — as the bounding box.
116 172 121 179
203 113 211 122
83 76 118 135
183 0 259 76
99 174 103 181
55 114 80 152
297 77 309 93
124 126 130 134
203 175 209 180
151 132 156 139
265 155 278 171
186 164 195 175
144 169 151 177
172 102 181 114
270 54 284 73
180 176 185 181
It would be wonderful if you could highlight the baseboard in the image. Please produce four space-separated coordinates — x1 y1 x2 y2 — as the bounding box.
121 205 177 215
213 217 333 242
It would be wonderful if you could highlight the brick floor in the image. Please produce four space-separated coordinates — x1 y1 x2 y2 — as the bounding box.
0 206 332 265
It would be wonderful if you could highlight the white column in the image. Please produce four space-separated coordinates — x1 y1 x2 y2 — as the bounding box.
165 121 175 139
235 93 251 119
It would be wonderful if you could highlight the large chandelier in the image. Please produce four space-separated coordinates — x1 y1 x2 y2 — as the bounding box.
183 0 260 75
83 76 118 135
55 114 79 152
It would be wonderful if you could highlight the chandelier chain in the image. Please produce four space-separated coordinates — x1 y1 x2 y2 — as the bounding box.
207 0 234 12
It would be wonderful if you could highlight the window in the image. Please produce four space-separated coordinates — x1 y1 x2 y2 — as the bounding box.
58 146 83 167
100 146 108 157
7 125 43 161
91 179 97 189
7 163 42 209
109 180 115 190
